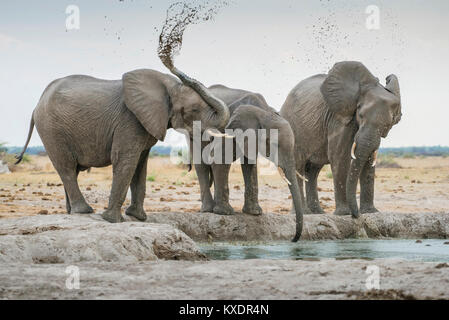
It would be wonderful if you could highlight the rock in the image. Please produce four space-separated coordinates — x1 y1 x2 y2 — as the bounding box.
145 211 449 241
0 259 448 299
0 160 10 174
0 214 206 264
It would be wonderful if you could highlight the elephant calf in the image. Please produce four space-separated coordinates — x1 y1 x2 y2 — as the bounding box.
193 85 306 241
280 61 402 217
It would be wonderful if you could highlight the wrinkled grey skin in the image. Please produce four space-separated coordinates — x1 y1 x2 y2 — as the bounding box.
194 85 304 241
280 61 402 218
16 68 230 223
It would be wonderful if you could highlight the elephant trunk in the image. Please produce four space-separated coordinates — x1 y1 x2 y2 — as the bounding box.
280 165 304 242
346 131 380 217
169 67 230 129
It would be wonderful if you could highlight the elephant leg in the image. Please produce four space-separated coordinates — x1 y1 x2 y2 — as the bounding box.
50 150 92 214
359 157 379 214
241 161 262 216
195 163 215 212
102 152 141 223
211 163 234 215
305 163 325 214
64 188 71 214
330 160 351 216
125 149 150 221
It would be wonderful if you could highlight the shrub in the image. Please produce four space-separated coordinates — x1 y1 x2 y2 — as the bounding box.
146 172 157 182
376 155 401 168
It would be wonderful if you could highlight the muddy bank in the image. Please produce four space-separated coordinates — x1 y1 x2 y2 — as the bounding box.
146 211 449 241
0 214 205 263
0 259 448 299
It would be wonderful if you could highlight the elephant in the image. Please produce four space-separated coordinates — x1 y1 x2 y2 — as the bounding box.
280 61 402 218
192 85 305 241
15 66 231 223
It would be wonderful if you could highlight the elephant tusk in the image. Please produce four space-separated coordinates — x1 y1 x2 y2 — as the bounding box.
351 142 357 160
278 167 292 185
296 171 309 182
372 150 378 167
205 128 234 139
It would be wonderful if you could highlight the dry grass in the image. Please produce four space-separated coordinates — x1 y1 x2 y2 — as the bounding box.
0 155 448 219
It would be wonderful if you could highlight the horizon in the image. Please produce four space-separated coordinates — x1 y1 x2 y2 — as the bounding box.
1 0 449 148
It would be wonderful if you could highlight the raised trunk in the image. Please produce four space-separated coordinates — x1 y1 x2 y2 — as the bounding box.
169 67 230 129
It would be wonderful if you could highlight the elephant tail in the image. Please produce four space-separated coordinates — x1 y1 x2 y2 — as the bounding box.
15 113 35 165
209 167 214 188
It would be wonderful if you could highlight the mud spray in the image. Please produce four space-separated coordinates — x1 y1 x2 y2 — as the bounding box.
158 0 228 69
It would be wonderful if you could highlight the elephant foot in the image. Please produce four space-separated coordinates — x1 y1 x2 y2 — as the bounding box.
242 202 263 216
71 201 94 214
102 208 125 223
200 199 215 213
213 203 235 216
125 205 147 221
333 206 351 216
360 206 379 214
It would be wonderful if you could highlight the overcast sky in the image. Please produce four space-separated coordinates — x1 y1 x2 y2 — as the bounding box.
1 0 448 148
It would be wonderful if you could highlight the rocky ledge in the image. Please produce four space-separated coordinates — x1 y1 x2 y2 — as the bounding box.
145 211 449 241
0 214 206 264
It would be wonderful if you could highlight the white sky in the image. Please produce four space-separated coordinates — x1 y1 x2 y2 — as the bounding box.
0 0 448 148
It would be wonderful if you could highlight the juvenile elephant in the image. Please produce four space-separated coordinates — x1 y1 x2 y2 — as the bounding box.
193 85 305 241
280 61 402 217
16 66 230 223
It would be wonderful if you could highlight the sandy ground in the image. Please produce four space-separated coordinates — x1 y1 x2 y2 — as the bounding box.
1 155 449 300
1 259 448 299
1 155 448 219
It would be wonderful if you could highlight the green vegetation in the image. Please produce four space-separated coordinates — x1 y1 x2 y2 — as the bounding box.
146 172 157 182
376 154 401 168
379 146 449 157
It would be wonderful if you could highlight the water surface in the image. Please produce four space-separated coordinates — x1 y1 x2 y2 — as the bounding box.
199 239 449 262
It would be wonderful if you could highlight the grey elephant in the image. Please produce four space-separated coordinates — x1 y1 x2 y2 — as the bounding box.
280 61 402 217
192 86 306 240
16 66 230 223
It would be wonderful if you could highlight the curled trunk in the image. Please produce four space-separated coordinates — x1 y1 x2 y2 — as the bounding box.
169 67 230 129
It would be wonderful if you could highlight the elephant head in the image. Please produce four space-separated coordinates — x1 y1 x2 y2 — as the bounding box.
320 61 402 217
122 67 230 142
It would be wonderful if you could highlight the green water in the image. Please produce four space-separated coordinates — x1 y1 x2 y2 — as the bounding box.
199 239 449 262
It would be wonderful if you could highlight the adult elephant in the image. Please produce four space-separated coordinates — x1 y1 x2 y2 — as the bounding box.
15 66 230 223
193 85 305 241
280 61 402 218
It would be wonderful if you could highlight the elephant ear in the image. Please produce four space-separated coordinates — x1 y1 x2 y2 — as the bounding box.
122 69 170 141
321 61 379 125
228 93 269 111
385 74 402 125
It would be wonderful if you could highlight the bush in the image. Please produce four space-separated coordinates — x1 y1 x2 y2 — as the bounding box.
402 153 415 159
146 173 157 182
376 154 401 168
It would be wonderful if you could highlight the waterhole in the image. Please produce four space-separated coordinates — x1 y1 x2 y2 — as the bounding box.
199 239 449 262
